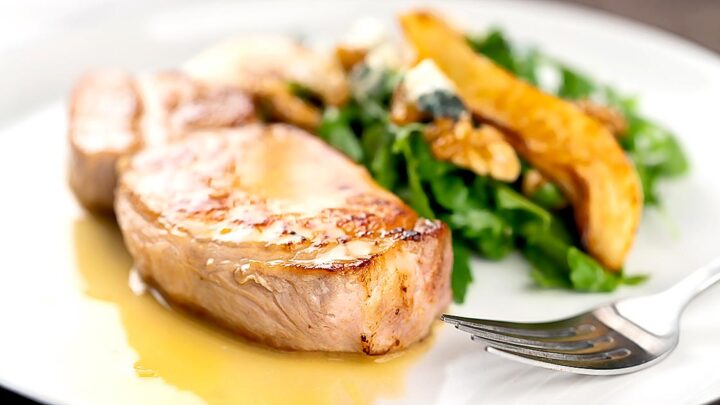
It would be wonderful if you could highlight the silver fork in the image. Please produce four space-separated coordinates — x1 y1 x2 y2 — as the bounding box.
442 257 720 375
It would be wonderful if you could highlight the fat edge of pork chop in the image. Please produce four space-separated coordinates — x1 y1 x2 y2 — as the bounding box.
68 69 255 212
115 124 452 354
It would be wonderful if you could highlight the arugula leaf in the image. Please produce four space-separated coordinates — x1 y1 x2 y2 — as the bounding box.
523 244 572 289
447 209 513 260
515 48 541 86
430 175 471 212
506 191 624 293
468 29 516 73
403 161 435 219
394 124 453 180
620 115 689 205
567 247 619 292
393 127 436 219
634 161 661 205
529 181 567 210
557 67 596 100
287 81 324 107
451 240 473 303
361 123 399 190
318 108 363 162
525 231 648 292
623 273 650 286
496 185 551 232
622 117 689 177
469 176 493 208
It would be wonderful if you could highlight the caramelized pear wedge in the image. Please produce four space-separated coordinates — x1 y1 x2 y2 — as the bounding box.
399 11 642 270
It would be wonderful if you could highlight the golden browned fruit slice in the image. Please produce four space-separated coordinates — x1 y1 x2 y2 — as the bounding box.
399 11 642 270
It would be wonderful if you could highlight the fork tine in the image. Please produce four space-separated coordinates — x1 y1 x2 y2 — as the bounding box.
483 344 637 376
476 336 632 363
456 324 615 352
442 314 597 339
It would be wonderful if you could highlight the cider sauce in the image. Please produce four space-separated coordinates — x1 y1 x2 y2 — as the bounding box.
72 216 432 405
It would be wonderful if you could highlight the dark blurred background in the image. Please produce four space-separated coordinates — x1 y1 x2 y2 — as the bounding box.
555 0 720 52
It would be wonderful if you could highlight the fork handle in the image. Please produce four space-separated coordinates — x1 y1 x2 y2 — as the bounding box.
662 256 720 311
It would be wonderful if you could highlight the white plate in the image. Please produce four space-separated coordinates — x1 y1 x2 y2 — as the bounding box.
1 1 720 404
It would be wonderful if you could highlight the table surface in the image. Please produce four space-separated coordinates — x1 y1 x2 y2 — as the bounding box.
1 1 718 404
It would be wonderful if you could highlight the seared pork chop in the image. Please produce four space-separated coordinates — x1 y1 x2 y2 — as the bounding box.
115 124 452 354
68 70 255 212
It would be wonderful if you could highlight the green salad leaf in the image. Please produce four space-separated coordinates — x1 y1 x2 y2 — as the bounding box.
557 68 596 100
287 81 324 107
360 123 399 190
451 240 474 303
318 107 364 162
529 181 567 210
393 127 437 219
620 115 690 205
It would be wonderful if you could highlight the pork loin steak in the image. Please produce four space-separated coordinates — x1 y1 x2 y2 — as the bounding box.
68 70 255 212
115 124 452 354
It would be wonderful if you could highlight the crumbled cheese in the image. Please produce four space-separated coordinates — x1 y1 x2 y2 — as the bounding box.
403 59 456 102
